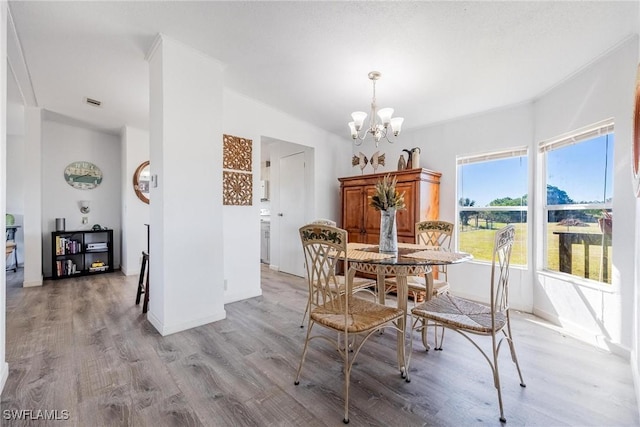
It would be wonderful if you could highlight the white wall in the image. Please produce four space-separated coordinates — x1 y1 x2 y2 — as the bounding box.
7 103 25 268
120 126 149 276
222 89 352 302
41 119 122 277
6 131 24 267
397 37 638 357
0 0 9 393
22 107 42 287
533 37 637 354
390 103 534 312
635 6 640 418
147 35 225 335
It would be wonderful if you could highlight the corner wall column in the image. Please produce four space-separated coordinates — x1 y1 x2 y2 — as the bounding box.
146 34 226 335
23 107 42 287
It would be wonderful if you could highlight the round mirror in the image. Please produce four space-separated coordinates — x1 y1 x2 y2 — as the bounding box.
133 161 150 204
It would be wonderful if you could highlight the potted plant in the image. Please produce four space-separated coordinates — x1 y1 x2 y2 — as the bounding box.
370 174 406 253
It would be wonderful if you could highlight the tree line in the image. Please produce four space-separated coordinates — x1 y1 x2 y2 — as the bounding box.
460 185 607 228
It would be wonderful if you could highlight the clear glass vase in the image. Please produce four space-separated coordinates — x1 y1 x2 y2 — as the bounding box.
379 207 398 254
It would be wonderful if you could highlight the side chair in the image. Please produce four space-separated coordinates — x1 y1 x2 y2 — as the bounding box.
299 219 376 327
409 225 526 423
385 220 454 349
295 223 406 424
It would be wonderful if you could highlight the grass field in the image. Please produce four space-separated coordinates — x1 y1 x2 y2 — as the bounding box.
458 222 612 284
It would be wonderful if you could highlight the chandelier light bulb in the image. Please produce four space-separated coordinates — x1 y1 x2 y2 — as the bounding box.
390 117 404 136
348 122 357 138
377 108 394 126
351 111 367 131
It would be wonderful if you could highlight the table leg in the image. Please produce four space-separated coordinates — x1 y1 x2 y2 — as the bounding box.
395 267 408 377
377 271 386 306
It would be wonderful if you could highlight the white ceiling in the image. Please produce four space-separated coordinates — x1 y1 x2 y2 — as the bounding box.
7 1 639 137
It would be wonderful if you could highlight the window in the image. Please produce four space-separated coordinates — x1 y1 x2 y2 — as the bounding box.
540 119 614 284
457 148 528 265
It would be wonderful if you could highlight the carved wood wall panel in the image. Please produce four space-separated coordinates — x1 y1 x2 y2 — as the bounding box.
222 134 253 206
223 134 252 172
223 171 253 206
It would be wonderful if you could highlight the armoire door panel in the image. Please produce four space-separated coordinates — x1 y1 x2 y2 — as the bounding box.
395 181 415 235
342 186 364 233
363 187 381 233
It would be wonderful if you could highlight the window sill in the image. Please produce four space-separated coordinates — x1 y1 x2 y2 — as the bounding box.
464 258 529 271
537 269 616 293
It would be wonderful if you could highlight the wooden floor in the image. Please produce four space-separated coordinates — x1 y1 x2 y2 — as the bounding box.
1 265 638 426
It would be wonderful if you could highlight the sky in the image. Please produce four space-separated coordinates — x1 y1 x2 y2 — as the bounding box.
458 134 614 207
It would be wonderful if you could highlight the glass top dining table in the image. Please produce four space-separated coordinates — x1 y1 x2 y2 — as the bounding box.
344 242 473 375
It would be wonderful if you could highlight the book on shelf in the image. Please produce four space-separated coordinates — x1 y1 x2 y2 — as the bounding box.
56 259 78 276
56 236 82 255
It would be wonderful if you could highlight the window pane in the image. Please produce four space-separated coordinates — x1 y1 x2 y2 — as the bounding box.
458 212 527 265
547 134 614 204
546 209 612 283
543 128 613 284
458 156 528 207
457 154 528 265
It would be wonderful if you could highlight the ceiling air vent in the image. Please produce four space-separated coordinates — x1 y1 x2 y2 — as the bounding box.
84 97 102 107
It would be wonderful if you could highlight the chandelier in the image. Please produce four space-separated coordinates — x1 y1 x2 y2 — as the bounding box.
348 71 404 147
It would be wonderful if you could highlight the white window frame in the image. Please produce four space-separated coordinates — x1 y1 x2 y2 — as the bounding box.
456 147 529 266
538 118 614 283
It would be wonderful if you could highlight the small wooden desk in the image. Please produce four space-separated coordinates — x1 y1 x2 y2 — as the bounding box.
553 231 611 282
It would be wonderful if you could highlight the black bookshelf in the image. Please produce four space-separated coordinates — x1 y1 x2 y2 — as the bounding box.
51 229 114 279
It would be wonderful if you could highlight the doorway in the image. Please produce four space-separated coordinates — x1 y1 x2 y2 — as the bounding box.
259 137 313 279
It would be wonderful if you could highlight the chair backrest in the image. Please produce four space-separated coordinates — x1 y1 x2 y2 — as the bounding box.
416 221 454 279
415 221 454 249
490 225 516 314
311 218 337 227
299 223 348 314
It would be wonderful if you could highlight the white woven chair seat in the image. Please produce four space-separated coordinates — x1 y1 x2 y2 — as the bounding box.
311 295 404 333
412 294 507 333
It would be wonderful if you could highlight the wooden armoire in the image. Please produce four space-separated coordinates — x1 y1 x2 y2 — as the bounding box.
339 168 441 244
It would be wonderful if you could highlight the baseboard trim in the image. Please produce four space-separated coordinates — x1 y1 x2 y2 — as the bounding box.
0 362 9 394
147 309 227 337
224 289 262 304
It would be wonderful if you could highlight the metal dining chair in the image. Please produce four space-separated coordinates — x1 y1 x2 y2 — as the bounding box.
409 225 526 423
295 223 406 424
298 219 375 327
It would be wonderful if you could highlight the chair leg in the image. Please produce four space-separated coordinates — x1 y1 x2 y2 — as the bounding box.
300 299 310 328
142 266 150 313
505 315 526 388
434 323 445 351
135 255 147 305
344 342 350 424
294 322 315 385
491 333 506 423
